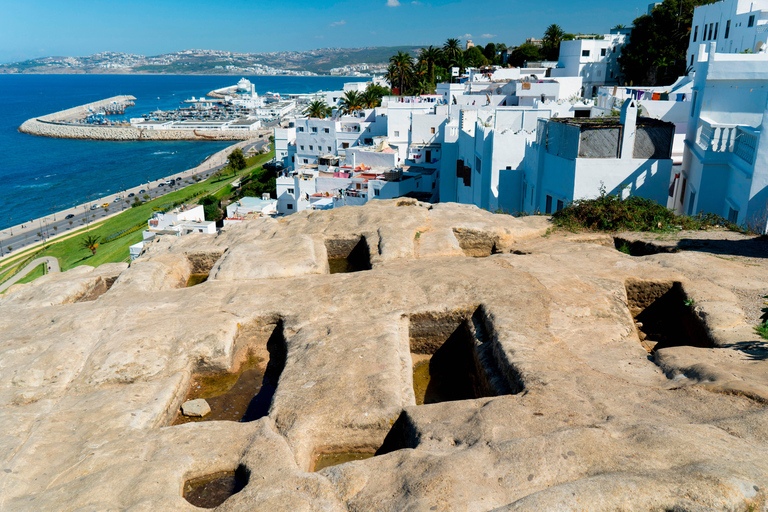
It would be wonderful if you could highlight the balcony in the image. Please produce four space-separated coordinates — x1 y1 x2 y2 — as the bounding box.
696 118 760 168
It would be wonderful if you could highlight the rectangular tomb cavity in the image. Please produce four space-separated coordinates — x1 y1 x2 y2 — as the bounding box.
172 321 286 425
452 228 502 257
185 250 225 287
409 306 516 405
625 278 713 353
325 235 372 274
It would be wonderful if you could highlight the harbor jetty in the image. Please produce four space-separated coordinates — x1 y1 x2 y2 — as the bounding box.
19 96 265 141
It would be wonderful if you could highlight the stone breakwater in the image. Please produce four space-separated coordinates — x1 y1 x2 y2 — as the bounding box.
19 95 258 141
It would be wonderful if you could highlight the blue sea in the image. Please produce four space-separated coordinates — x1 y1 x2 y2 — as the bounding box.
0 74 366 230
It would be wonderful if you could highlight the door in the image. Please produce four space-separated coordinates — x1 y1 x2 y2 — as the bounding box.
425 150 432 163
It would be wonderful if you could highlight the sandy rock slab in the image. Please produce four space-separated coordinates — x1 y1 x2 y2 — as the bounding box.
1 200 767 511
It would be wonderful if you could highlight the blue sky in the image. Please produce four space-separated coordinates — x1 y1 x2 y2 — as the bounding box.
2 0 651 63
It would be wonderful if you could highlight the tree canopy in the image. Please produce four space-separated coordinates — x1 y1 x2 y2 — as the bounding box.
619 0 717 85
228 148 247 171
304 100 331 119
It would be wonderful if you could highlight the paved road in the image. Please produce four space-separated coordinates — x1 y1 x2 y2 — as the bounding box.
0 256 60 293
0 138 270 257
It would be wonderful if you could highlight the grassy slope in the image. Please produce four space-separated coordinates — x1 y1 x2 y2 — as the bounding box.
15 263 46 285
0 147 274 280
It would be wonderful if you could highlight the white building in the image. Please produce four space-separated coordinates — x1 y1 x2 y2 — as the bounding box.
685 0 768 69
225 195 277 221
677 42 768 232
292 110 387 167
129 205 216 260
523 100 675 214
550 31 628 97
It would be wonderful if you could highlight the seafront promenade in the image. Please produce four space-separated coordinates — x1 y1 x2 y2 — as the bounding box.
19 96 268 141
0 137 267 259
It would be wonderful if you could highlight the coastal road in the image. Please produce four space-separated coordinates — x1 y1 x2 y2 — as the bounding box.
0 256 59 293
0 137 270 257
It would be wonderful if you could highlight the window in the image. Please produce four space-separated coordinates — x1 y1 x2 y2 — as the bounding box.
342 142 349 149
725 19 730 38
311 127 318 133
702 25 707 40
324 128 329 133
374 188 380 196
687 191 696 216
475 157 481 173
680 178 687 203
728 207 739 224
394 131 400 137
298 127 305 132
601 48 607 56
582 50 590 57
714 22 718 39
505 166 512 170
545 195 553 214
303 158 308 163
749 15 755 27
691 55 695 66
708 23 713 40
287 188 294 194
557 199 564 211
430 127 436 134
693 25 698 42
327 146 332 152
309 145 313 150
287 203 293 210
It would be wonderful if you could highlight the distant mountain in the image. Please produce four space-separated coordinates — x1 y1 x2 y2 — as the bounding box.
0 46 422 75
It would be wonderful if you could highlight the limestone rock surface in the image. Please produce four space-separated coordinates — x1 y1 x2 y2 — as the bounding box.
0 200 767 511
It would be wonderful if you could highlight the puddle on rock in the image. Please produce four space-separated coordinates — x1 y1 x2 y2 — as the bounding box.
173 353 264 425
186 274 209 287
183 469 248 509
313 452 375 472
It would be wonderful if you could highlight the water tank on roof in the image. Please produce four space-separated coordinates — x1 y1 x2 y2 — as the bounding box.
383 170 403 182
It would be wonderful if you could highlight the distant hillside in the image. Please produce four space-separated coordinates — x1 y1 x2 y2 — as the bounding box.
0 46 424 75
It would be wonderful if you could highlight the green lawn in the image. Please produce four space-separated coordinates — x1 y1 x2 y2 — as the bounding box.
0 146 274 280
15 263 46 285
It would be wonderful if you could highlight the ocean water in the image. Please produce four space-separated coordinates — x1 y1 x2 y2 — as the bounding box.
0 74 366 230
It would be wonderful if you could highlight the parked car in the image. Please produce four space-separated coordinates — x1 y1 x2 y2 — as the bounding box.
139 189 146 194
128 193 135 197
90 205 97 210
101 203 109 208
65 214 74 219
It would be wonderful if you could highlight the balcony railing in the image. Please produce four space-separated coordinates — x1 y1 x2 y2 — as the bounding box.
697 118 760 167
734 126 759 165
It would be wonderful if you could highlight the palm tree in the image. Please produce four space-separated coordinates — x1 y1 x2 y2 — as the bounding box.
304 100 331 118
443 38 462 64
543 24 566 61
82 234 100 256
338 90 364 114
387 51 414 95
418 45 442 85
361 88 381 109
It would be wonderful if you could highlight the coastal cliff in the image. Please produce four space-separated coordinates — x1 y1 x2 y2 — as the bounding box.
2 200 768 511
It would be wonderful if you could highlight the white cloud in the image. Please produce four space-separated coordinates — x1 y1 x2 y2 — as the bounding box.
315 35 325 39
459 33 472 40
386 0 400 6
329 20 346 27
411 1 422 4
481 33 497 38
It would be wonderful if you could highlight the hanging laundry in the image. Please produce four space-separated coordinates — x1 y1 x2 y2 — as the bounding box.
652 93 661 100
660 92 669 100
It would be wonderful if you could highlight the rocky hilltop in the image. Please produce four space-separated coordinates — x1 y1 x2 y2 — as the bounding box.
1 199 767 511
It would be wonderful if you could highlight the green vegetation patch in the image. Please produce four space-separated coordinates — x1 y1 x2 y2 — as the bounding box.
551 190 745 233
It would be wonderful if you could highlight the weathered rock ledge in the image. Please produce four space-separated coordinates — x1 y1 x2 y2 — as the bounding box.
1 200 767 511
